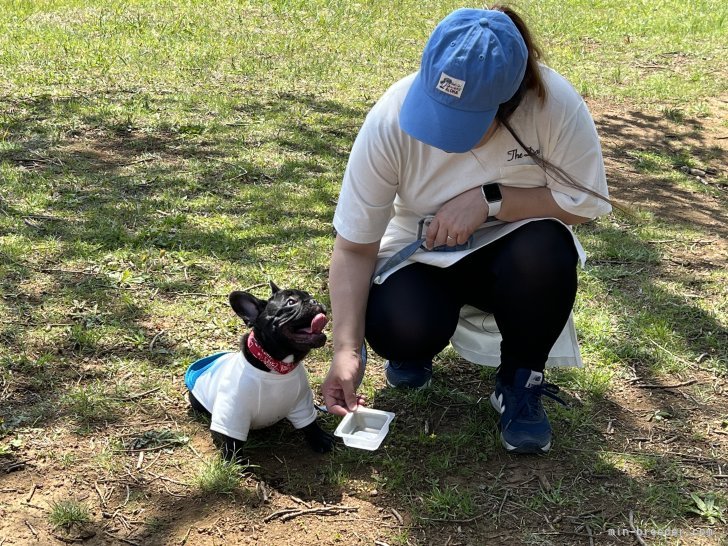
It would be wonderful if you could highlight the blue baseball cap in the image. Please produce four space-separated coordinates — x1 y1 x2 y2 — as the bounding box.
399 9 528 153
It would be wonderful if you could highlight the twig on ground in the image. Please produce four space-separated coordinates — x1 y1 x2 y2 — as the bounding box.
121 442 177 453
289 496 312 508
187 444 205 462
124 156 159 166
635 379 697 389
119 387 161 401
179 526 193 546
24 520 38 537
420 512 487 523
264 505 358 522
497 489 510 522
256 481 269 503
390 507 404 525
586 525 594 546
149 331 166 351
94 482 107 508
629 511 648 546
647 339 697 369
26 483 37 503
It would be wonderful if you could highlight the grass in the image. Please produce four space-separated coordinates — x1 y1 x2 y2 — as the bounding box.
48 499 91 529
194 456 244 495
0 0 726 544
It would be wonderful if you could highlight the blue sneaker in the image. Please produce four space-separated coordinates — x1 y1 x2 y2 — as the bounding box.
490 368 566 454
384 360 432 389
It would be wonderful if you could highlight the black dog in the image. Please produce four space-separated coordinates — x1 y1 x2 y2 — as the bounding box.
185 281 334 461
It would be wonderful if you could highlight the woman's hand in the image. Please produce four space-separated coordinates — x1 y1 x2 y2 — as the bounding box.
425 187 489 249
324 235 378 416
322 349 366 416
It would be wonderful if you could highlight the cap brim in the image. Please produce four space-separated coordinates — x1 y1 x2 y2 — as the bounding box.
399 72 496 154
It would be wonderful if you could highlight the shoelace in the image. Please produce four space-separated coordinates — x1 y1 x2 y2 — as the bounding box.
511 381 568 422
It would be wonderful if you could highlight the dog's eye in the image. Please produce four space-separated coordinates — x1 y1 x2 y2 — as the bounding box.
285 298 297 306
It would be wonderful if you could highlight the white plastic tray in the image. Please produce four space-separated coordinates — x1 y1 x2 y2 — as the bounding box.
334 407 395 451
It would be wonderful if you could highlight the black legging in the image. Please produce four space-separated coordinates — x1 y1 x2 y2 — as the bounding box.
365 220 578 380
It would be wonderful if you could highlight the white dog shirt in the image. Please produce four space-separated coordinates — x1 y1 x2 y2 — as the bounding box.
185 351 317 441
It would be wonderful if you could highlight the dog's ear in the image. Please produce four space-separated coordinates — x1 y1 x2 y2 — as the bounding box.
229 291 267 326
269 280 281 295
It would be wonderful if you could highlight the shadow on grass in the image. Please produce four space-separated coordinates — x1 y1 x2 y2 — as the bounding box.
0 94 726 543
0 89 365 442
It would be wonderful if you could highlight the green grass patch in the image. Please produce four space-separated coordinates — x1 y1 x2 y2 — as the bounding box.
0 1 725 543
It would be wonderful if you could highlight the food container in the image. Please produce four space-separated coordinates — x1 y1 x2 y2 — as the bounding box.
334 407 396 451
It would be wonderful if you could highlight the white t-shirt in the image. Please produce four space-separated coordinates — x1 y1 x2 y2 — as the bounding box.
188 352 317 441
333 65 611 367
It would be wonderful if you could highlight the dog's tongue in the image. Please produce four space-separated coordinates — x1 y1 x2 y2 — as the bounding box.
310 313 328 334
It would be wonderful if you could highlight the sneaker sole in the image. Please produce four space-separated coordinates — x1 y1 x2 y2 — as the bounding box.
490 391 551 454
385 377 432 390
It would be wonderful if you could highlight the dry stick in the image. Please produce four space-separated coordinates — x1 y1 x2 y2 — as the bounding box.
647 338 697 368
420 512 488 524
628 511 648 546
263 508 304 522
24 520 38 537
122 442 178 453
635 379 697 389
179 526 193 546
187 444 205 462
390 507 404 525
120 387 161 401
149 331 166 351
26 483 37 503
264 505 358 523
281 506 358 522
497 489 510 521
94 482 107 508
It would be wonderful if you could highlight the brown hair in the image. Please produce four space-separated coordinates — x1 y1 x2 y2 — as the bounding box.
493 4 547 121
490 4 620 211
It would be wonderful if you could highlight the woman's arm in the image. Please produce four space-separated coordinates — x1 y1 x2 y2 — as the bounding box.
322 235 380 416
498 185 591 224
425 185 590 249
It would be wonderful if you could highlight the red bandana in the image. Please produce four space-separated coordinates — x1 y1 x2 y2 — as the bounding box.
246 331 298 375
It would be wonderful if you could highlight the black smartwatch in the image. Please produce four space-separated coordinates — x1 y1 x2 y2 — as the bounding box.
481 183 503 218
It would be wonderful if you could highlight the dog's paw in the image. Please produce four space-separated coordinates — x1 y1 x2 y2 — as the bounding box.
302 422 335 453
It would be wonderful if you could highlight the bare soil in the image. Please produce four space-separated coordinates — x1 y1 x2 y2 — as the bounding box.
1 97 727 546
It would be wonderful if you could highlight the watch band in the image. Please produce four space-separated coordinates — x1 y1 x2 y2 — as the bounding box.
481 183 503 218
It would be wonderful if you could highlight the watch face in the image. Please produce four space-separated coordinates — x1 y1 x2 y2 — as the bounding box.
482 184 502 202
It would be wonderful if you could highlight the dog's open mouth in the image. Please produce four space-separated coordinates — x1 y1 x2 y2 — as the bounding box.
288 313 328 345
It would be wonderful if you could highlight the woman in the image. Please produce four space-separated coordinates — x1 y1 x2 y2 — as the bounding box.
321 6 611 454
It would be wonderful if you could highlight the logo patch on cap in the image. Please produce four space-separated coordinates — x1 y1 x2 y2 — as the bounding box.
437 72 465 98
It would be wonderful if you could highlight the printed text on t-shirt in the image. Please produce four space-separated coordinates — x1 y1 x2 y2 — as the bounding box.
507 147 541 161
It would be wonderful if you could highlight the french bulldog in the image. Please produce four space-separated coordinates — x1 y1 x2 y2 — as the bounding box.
185 281 334 461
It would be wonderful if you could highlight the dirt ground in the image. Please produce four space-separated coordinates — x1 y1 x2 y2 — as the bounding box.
1 97 727 545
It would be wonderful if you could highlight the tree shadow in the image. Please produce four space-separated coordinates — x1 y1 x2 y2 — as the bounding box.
1 94 726 543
